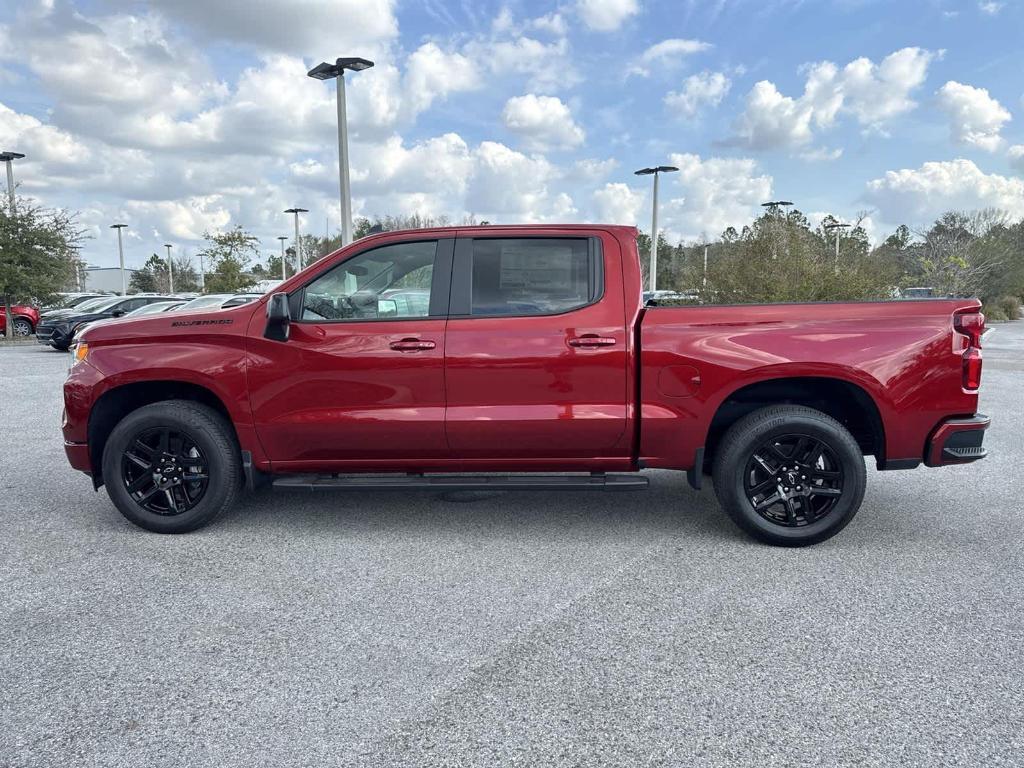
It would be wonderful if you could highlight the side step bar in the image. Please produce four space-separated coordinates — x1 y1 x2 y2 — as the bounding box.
273 473 649 492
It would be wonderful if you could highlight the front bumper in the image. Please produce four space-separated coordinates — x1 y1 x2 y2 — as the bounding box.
36 326 71 346
64 440 92 474
925 414 990 467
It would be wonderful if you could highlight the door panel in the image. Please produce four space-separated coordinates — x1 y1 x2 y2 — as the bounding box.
248 319 448 462
247 237 452 464
444 234 629 459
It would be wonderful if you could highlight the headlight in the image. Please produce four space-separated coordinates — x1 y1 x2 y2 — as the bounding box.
71 342 89 364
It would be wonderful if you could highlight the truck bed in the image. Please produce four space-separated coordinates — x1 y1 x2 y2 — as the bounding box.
638 298 982 470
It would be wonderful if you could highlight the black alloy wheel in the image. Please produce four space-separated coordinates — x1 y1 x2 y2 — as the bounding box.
121 427 210 515
712 405 866 546
743 434 844 527
102 401 242 533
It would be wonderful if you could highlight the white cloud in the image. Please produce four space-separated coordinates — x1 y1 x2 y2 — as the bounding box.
665 71 731 118
110 0 398 59
474 34 578 92
978 2 1004 15
732 47 938 150
799 147 844 162
502 95 585 151
661 153 775 240
864 159 1024 224
468 141 575 221
936 81 1011 152
570 158 619 182
734 80 815 149
1007 145 1024 173
576 0 640 31
629 38 712 76
530 13 568 36
591 183 646 225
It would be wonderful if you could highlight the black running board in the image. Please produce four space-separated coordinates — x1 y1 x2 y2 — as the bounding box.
272 473 649 492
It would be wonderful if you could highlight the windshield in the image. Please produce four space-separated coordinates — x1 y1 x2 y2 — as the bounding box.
125 301 182 317
60 296 109 313
81 296 127 314
180 295 229 310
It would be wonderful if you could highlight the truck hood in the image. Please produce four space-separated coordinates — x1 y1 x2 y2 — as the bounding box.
78 302 263 345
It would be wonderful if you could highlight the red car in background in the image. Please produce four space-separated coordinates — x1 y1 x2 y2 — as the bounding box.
0 304 40 337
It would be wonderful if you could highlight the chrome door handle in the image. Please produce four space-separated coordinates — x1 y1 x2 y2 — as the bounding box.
568 335 617 348
389 338 436 351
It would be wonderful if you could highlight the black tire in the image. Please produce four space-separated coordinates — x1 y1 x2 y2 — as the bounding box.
102 401 241 533
12 318 33 337
712 405 866 546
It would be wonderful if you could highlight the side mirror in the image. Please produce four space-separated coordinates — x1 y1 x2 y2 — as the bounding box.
377 299 398 317
264 292 290 341
111 309 125 317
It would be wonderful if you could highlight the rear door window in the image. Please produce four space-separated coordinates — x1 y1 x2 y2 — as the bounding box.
464 238 598 317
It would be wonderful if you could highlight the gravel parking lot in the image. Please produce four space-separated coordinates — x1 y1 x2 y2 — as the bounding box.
2 324 1022 768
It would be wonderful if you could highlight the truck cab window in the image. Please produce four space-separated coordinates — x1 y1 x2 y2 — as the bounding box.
301 240 437 321
470 238 592 316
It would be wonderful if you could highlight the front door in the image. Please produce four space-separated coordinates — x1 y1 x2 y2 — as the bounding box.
443 233 630 460
247 237 453 467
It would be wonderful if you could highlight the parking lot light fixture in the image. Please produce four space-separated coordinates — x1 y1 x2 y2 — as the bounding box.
110 224 128 296
307 57 374 248
163 244 174 294
1 150 25 214
284 208 309 270
277 235 289 280
824 221 851 274
634 165 679 292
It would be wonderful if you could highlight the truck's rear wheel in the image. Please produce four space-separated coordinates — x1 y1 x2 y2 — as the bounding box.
101 401 241 533
712 405 866 546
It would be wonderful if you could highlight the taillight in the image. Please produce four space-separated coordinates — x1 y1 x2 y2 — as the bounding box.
963 347 982 390
955 311 985 391
954 311 985 348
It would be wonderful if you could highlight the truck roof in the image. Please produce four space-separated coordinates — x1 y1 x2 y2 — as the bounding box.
355 223 639 240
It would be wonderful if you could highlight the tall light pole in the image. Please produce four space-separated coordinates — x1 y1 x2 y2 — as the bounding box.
110 224 128 295
634 165 679 292
284 208 308 270
824 221 851 274
307 57 374 247
277 236 289 281
761 200 794 260
163 243 174 293
1 151 24 214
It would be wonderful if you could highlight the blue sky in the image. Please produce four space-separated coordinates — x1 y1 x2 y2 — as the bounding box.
1 0 1023 270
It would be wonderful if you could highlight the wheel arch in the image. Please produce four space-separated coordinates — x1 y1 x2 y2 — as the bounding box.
87 380 239 489
702 375 886 472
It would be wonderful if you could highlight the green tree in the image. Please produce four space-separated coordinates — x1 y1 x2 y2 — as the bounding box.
1 197 84 335
129 254 163 293
129 253 200 293
197 226 259 294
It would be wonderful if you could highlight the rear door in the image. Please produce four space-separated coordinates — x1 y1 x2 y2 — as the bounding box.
247 236 454 466
443 232 630 460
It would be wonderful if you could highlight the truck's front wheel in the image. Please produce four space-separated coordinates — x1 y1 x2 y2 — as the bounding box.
102 401 242 533
712 405 866 546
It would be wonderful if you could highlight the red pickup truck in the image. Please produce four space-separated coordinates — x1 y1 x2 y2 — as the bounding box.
63 225 989 545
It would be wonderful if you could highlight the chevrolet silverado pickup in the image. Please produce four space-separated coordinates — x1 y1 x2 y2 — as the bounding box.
63 225 989 545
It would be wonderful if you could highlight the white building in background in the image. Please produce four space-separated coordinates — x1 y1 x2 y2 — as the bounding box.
82 266 136 293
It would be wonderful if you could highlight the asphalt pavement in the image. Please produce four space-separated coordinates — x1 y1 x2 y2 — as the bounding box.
1 324 1022 767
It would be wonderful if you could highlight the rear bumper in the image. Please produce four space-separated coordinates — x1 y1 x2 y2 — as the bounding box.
925 414 990 467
